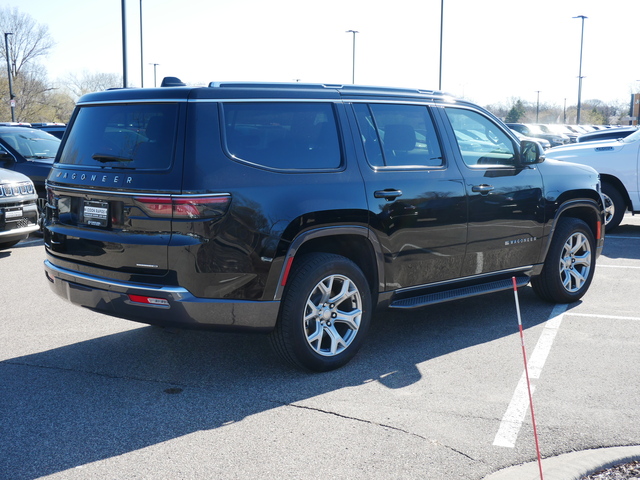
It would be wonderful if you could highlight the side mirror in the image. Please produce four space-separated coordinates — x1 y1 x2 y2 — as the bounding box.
0 147 15 166
520 140 545 165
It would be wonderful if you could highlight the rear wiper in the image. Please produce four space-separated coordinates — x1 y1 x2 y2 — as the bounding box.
92 153 133 163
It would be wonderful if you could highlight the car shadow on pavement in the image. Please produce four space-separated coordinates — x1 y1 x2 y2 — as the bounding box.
602 223 640 260
0 287 550 479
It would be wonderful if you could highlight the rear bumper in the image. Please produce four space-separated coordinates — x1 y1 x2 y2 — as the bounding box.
43 260 279 332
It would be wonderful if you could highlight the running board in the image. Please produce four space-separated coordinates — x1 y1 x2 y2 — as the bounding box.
389 276 530 310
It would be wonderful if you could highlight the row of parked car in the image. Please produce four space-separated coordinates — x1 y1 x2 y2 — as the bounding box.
0 123 64 249
507 123 638 148
503 122 640 232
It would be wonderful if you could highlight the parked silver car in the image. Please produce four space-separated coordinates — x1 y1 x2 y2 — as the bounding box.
0 168 39 249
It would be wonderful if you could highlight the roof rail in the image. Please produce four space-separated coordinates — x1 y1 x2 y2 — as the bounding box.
206 81 446 96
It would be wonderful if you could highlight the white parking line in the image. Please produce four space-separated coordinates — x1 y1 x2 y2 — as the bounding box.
597 264 640 269
493 304 567 448
566 313 640 321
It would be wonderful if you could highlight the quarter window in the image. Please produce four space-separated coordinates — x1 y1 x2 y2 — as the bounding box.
353 103 443 168
445 108 517 167
222 102 341 170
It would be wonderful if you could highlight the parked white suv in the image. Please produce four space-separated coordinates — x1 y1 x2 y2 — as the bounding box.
0 168 39 249
545 128 640 232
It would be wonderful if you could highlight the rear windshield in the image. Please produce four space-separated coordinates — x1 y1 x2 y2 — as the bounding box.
59 103 178 170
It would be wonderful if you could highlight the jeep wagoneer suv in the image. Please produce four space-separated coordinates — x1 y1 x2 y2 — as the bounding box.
44 78 604 371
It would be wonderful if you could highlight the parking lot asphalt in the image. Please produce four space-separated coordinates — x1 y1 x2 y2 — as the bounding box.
1 214 639 480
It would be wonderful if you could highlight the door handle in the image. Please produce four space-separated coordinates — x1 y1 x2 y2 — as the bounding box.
471 184 494 194
374 189 403 200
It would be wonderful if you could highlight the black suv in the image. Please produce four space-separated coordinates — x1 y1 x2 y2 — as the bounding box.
44 78 605 371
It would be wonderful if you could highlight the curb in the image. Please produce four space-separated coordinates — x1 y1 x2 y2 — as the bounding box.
484 446 640 480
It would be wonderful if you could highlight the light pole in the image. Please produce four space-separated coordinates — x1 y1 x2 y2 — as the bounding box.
140 0 144 87
346 30 358 84
574 15 587 124
121 0 128 88
150 63 159 87
535 90 541 123
4 32 15 122
439 0 444 90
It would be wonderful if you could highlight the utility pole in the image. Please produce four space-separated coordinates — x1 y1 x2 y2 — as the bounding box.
122 0 129 88
346 30 358 84
439 0 444 90
574 15 587 124
140 0 144 87
150 63 159 87
4 32 15 122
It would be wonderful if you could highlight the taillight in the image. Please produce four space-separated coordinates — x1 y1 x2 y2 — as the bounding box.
134 195 230 219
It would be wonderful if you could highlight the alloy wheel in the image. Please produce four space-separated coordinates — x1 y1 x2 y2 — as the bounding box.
303 274 362 357
559 231 592 293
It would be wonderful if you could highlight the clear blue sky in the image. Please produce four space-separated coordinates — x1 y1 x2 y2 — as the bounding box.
6 0 640 107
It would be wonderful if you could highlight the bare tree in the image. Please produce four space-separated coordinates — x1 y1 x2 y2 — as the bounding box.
0 7 55 77
63 71 123 101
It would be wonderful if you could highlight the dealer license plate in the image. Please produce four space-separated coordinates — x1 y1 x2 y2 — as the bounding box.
5 208 22 220
83 200 109 227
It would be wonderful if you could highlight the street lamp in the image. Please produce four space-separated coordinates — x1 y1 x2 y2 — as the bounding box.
574 15 587 124
121 0 128 88
140 0 144 87
149 63 159 87
4 32 15 122
346 30 358 84
535 90 541 123
439 0 444 90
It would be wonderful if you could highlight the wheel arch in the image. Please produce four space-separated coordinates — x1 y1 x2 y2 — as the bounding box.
272 226 383 303
541 198 604 262
600 174 632 211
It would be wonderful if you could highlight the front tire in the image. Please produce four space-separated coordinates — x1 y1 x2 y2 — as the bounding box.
532 218 595 303
0 240 20 250
601 182 625 232
269 253 372 372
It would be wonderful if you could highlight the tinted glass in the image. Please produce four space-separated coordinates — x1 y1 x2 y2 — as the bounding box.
353 103 443 168
0 128 60 159
59 103 178 170
222 102 341 170
445 108 516 166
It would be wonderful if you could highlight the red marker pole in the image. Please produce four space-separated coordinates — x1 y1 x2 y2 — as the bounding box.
512 277 544 480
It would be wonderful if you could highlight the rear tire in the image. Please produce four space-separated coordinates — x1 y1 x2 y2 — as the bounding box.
532 218 595 303
269 253 372 372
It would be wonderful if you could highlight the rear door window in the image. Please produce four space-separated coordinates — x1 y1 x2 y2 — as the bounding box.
353 103 443 168
222 102 342 170
59 103 179 170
